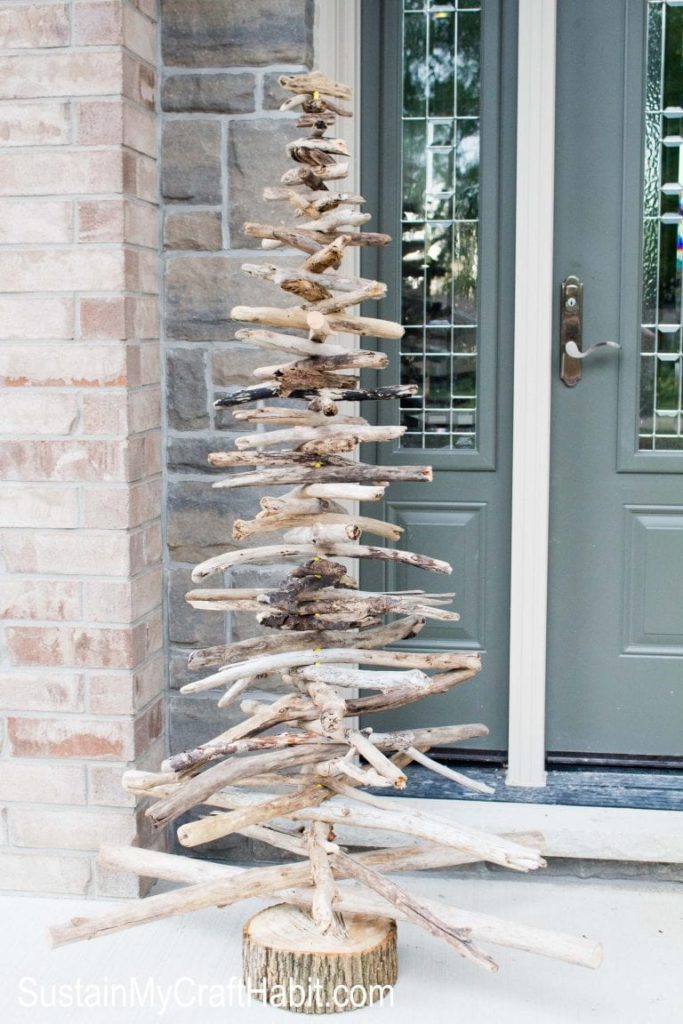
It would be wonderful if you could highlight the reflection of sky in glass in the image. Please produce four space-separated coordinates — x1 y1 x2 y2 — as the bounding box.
399 0 481 450
639 1 683 451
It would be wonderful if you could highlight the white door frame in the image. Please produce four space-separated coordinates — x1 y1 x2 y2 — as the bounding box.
316 0 555 788
506 0 557 787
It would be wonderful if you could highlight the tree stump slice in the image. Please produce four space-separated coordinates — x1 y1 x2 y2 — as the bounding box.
242 903 398 1013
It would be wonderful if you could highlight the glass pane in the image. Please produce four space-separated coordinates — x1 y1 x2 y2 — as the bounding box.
399 4 482 449
638 1 683 452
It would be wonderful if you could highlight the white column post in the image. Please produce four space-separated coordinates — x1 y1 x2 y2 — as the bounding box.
506 0 558 787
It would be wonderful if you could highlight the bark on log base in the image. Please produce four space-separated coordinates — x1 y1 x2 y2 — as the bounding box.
242 903 397 1014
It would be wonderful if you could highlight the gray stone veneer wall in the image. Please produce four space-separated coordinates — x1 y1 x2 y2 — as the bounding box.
161 0 314 859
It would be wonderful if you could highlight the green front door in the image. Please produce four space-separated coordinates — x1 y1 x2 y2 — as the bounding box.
362 0 683 766
547 0 683 761
360 0 517 752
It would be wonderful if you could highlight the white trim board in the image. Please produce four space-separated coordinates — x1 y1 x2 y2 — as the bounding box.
507 0 558 788
364 800 683 864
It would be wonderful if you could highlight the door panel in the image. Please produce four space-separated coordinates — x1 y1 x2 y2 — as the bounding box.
548 0 683 759
360 0 517 749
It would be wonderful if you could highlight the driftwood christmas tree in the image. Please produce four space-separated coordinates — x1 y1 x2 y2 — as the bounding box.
48 70 601 1011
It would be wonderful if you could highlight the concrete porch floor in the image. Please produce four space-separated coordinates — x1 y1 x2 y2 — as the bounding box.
1 875 681 1024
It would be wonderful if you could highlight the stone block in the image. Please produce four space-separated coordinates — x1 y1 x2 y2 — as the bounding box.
262 71 293 112
162 0 313 68
165 252 299 342
166 478 255 563
166 433 238 474
162 72 255 113
164 210 222 251
169 693 245 752
228 118 297 247
167 564 226 647
161 120 221 204
166 347 209 429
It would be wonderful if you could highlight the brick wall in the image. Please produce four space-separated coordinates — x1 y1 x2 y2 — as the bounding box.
0 0 163 896
160 0 315 861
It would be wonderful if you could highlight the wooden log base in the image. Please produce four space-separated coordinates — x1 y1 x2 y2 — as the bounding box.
242 904 397 1014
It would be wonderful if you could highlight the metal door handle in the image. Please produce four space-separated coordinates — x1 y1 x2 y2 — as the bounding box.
560 275 620 386
565 340 620 360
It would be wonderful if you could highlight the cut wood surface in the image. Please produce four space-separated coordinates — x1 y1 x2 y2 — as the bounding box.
243 904 397 1012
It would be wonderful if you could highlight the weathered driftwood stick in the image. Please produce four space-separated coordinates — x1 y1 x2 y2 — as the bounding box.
146 746 344 829
231 304 403 339
95 844 602 969
252 352 388 381
232 511 402 542
329 849 497 973
305 309 331 342
246 223 391 250
241 264 378 296
298 666 431 692
281 162 350 187
186 615 422 673
307 283 385 314
347 668 479 717
183 647 480 698
207 791 543 873
297 482 387 502
404 746 495 796
347 730 407 789
209 464 421 491
299 674 346 738
191 542 449 582
214 383 418 410
235 407 368 427
302 235 350 272
306 821 346 938
234 423 402 450
176 783 329 848
235 327 347 358
164 731 330 773
280 523 360 545
279 71 352 100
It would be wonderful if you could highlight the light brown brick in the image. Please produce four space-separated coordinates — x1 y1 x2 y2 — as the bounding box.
128 386 161 433
0 344 128 387
122 52 155 108
88 654 163 714
0 761 86 804
0 248 125 291
0 439 128 482
76 98 156 156
0 149 122 197
9 805 138 850
0 101 70 147
0 4 69 49
0 483 79 527
0 852 91 895
0 671 84 712
77 200 125 243
124 247 158 293
134 696 163 753
88 763 135 807
0 51 122 100
0 529 132 575
0 392 79 435
123 2 156 63
83 566 161 623
81 391 127 434
7 716 134 761
122 148 157 202
0 579 80 621
125 201 157 248
0 296 73 340
81 476 161 529
88 671 135 715
5 622 152 669
72 0 122 45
